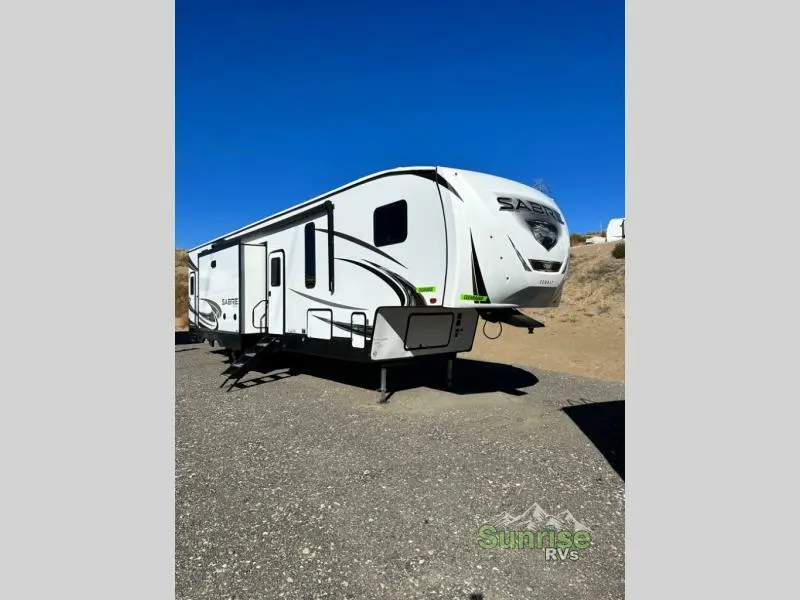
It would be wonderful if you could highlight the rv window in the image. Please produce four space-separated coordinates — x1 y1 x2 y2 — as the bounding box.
305 222 316 288
210 260 216 268
189 275 194 295
270 257 281 287
374 199 408 247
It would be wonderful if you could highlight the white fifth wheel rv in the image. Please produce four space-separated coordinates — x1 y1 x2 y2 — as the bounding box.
606 217 625 242
185 166 571 399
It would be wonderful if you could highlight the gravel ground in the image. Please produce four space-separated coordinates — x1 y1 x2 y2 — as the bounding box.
176 342 625 600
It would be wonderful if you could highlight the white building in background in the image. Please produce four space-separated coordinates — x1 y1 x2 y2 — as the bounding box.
606 217 625 242
585 235 607 244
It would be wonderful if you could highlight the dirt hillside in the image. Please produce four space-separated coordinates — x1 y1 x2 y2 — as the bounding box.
174 242 625 382
175 250 189 331
466 242 625 381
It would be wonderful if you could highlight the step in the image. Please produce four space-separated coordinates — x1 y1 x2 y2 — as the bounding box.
232 356 256 369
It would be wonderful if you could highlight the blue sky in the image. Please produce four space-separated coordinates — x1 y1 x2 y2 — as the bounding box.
176 0 624 249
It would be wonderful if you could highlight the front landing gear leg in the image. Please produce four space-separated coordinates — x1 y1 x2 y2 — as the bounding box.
446 357 454 389
379 366 388 403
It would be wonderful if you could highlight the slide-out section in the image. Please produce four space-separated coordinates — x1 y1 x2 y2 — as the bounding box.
197 245 240 333
198 242 269 335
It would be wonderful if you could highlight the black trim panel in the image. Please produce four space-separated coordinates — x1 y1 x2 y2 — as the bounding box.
469 231 491 303
282 333 372 363
326 202 335 293
194 330 262 351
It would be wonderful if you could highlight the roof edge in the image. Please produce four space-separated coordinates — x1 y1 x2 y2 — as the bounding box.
186 165 439 252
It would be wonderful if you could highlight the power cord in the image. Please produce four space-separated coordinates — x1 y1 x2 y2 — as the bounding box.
482 320 502 340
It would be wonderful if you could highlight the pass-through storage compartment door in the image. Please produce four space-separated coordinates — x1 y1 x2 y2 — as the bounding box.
404 313 454 350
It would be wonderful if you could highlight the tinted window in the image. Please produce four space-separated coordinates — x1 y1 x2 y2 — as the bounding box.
270 257 281 287
189 275 194 295
305 222 316 288
374 200 408 247
210 260 216 268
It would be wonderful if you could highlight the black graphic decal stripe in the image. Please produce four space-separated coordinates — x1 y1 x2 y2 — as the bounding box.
470 230 478 296
201 298 223 318
469 232 491 303
507 236 532 271
316 228 406 269
336 258 407 305
189 305 217 321
363 260 426 306
189 305 219 331
290 288 367 310
312 314 374 337
187 257 198 271
408 170 464 202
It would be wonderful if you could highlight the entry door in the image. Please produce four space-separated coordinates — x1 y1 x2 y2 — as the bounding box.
267 250 285 335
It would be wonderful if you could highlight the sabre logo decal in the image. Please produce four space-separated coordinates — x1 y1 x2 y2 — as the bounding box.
497 197 565 225
527 220 560 251
222 298 239 306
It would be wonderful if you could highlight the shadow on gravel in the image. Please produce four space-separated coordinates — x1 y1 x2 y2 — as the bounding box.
212 353 539 399
228 370 296 390
562 399 625 480
175 331 202 345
